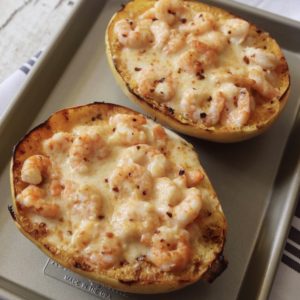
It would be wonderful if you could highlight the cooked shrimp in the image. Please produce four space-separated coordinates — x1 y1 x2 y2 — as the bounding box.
21 155 51 185
49 179 64 197
152 124 168 149
179 12 215 35
148 226 191 271
89 234 123 269
153 177 182 218
248 66 280 99
164 29 186 54
180 89 224 125
150 20 170 49
17 185 60 218
120 144 168 177
114 18 153 48
225 88 253 127
220 18 250 44
109 113 147 146
185 169 204 187
174 169 204 188
111 200 160 241
180 89 207 121
173 187 202 227
205 94 226 126
138 68 175 102
109 161 153 198
216 83 254 127
43 132 73 156
154 0 184 25
65 184 103 220
243 47 278 70
68 132 108 173
178 41 217 74
194 30 227 52
151 21 185 54
70 220 100 249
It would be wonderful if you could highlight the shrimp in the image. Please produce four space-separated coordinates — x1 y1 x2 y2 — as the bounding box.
185 169 204 187
138 69 175 102
180 89 207 121
194 30 227 52
70 220 100 249
220 18 250 44
21 155 51 185
150 21 185 54
109 113 148 146
120 144 168 178
43 132 73 156
68 132 108 173
64 184 103 220
88 234 123 269
114 18 153 48
148 226 191 271
109 162 153 198
164 29 186 54
174 169 204 188
243 47 279 70
154 0 184 25
216 83 254 127
173 187 202 228
150 20 170 49
248 66 280 99
180 89 224 125
179 12 215 35
204 93 226 126
49 179 64 197
153 177 182 218
152 124 168 149
17 185 60 219
178 41 218 74
111 200 160 241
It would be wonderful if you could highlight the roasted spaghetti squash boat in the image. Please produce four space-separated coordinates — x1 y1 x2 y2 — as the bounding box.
106 0 290 142
10 103 227 294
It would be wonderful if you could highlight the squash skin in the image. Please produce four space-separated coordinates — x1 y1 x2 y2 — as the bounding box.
10 102 227 294
105 0 290 143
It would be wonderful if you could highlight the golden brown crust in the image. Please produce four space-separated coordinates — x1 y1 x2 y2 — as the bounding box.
10 102 227 293
106 0 290 142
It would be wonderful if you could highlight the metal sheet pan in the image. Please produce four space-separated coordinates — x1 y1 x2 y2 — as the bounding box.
0 1 300 299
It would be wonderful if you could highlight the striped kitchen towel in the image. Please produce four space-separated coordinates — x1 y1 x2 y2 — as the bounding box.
0 50 42 119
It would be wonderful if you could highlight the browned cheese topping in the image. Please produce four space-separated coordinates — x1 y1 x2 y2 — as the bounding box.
113 0 287 128
16 112 220 272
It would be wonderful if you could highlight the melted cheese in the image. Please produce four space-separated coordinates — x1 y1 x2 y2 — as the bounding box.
115 0 281 127
17 113 214 271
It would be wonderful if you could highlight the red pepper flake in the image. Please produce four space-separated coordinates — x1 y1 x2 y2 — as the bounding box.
180 18 187 23
196 72 205 80
243 56 250 64
179 169 185 176
200 112 207 118
142 190 147 196
104 178 108 183
112 187 119 192
134 67 142 71
166 212 173 218
106 232 114 238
